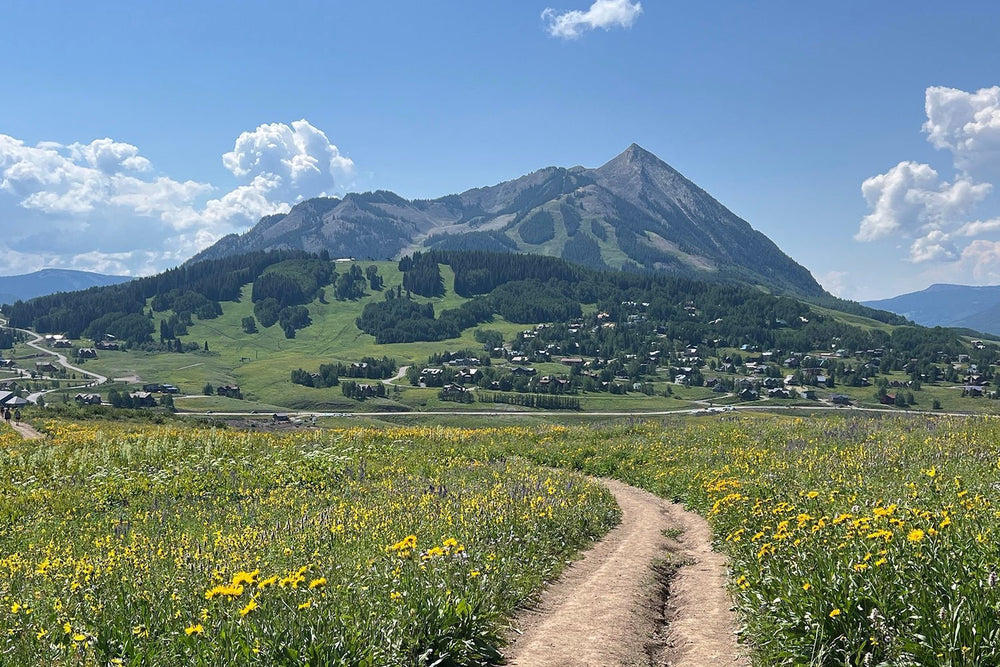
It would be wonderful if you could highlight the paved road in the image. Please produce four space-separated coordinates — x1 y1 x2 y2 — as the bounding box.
15 328 108 403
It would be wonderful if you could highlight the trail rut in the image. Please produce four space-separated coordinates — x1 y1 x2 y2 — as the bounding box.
504 478 748 666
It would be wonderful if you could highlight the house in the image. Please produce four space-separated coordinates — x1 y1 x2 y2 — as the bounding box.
129 391 157 407
217 384 241 399
0 391 14 405
76 348 98 359
830 394 850 405
51 340 72 348
880 393 897 405
0 359 15 368
739 388 759 401
74 393 103 405
963 385 985 397
272 413 291 422
35 362 58 374
441 383 470 398
355 383 378 398
767 388 790 399
96 340 120 350
142 383 164 393
510 366 537 377
799 388 818 400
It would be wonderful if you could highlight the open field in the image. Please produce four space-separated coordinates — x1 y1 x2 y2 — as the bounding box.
4 412 1000 664
0 421 617 665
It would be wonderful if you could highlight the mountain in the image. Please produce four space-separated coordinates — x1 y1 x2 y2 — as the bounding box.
189 144 824 297
864 284 1000 336
0 269 131 306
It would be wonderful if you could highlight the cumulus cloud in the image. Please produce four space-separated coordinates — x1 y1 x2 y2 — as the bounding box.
856 161 991 244
222 119 353 195
542 0 642 39
957 240 1000 283
857 86 1000 266
923 86 1000 178
0 119 353 276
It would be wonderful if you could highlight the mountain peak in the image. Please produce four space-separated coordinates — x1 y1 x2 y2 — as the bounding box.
606 142 659 167
189 145 825 297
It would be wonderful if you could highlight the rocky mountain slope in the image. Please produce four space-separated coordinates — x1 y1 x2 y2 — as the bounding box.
189 144 824 297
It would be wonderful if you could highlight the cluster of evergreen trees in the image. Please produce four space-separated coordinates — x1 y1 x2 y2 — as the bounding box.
291 356 398 388
341 380 386 400
3 249 315 340
399 252 444 297
478 392 580 410
291 365 339 388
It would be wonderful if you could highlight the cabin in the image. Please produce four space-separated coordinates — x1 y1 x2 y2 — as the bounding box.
129 391 157 407
216 384 241 399
74 393 103 405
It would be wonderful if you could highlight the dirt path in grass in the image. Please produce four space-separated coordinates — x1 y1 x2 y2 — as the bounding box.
504 478 749 667
10 421 45 440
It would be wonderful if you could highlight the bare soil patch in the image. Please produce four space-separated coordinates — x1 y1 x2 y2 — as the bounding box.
11 421 45 440
504 478 748 667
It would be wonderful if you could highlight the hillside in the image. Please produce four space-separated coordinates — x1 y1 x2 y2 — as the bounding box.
8 249 988 415
189 145 825 297
0 269 130 306
864 284 1000 336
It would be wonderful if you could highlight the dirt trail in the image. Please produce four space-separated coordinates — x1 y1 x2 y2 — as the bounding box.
504 479 748 667
10 421 45 440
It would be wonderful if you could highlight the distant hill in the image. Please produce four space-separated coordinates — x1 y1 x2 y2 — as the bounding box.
0 269 131 306
189 144 825 298
863 284 1000 336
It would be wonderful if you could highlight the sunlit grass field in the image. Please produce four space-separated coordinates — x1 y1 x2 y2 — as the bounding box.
0 422 617 666
4 413 1000 665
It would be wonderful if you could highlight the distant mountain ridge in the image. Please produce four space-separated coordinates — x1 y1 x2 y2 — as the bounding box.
0 269 131 306
189 144 825 297
863 284 1000 336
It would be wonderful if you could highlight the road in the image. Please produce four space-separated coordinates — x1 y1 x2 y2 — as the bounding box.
16 328 108 403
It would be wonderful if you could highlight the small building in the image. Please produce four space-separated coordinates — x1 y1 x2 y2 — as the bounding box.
75 393 103 405
129 391 157 407
217 384 241 399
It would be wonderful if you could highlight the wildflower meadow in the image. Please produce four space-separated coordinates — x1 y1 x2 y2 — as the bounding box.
2 414 999 665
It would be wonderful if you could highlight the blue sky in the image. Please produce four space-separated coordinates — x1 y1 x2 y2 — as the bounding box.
2 1 1000 300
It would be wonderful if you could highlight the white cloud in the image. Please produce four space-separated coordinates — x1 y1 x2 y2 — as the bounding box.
222 119 353 196
542 0 642 39
956 240 1000 283
856 87 1000 269
924 86 1000 178
856 161 990 244
0 120 353 276
909 230 958 263
955 218 1000 237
